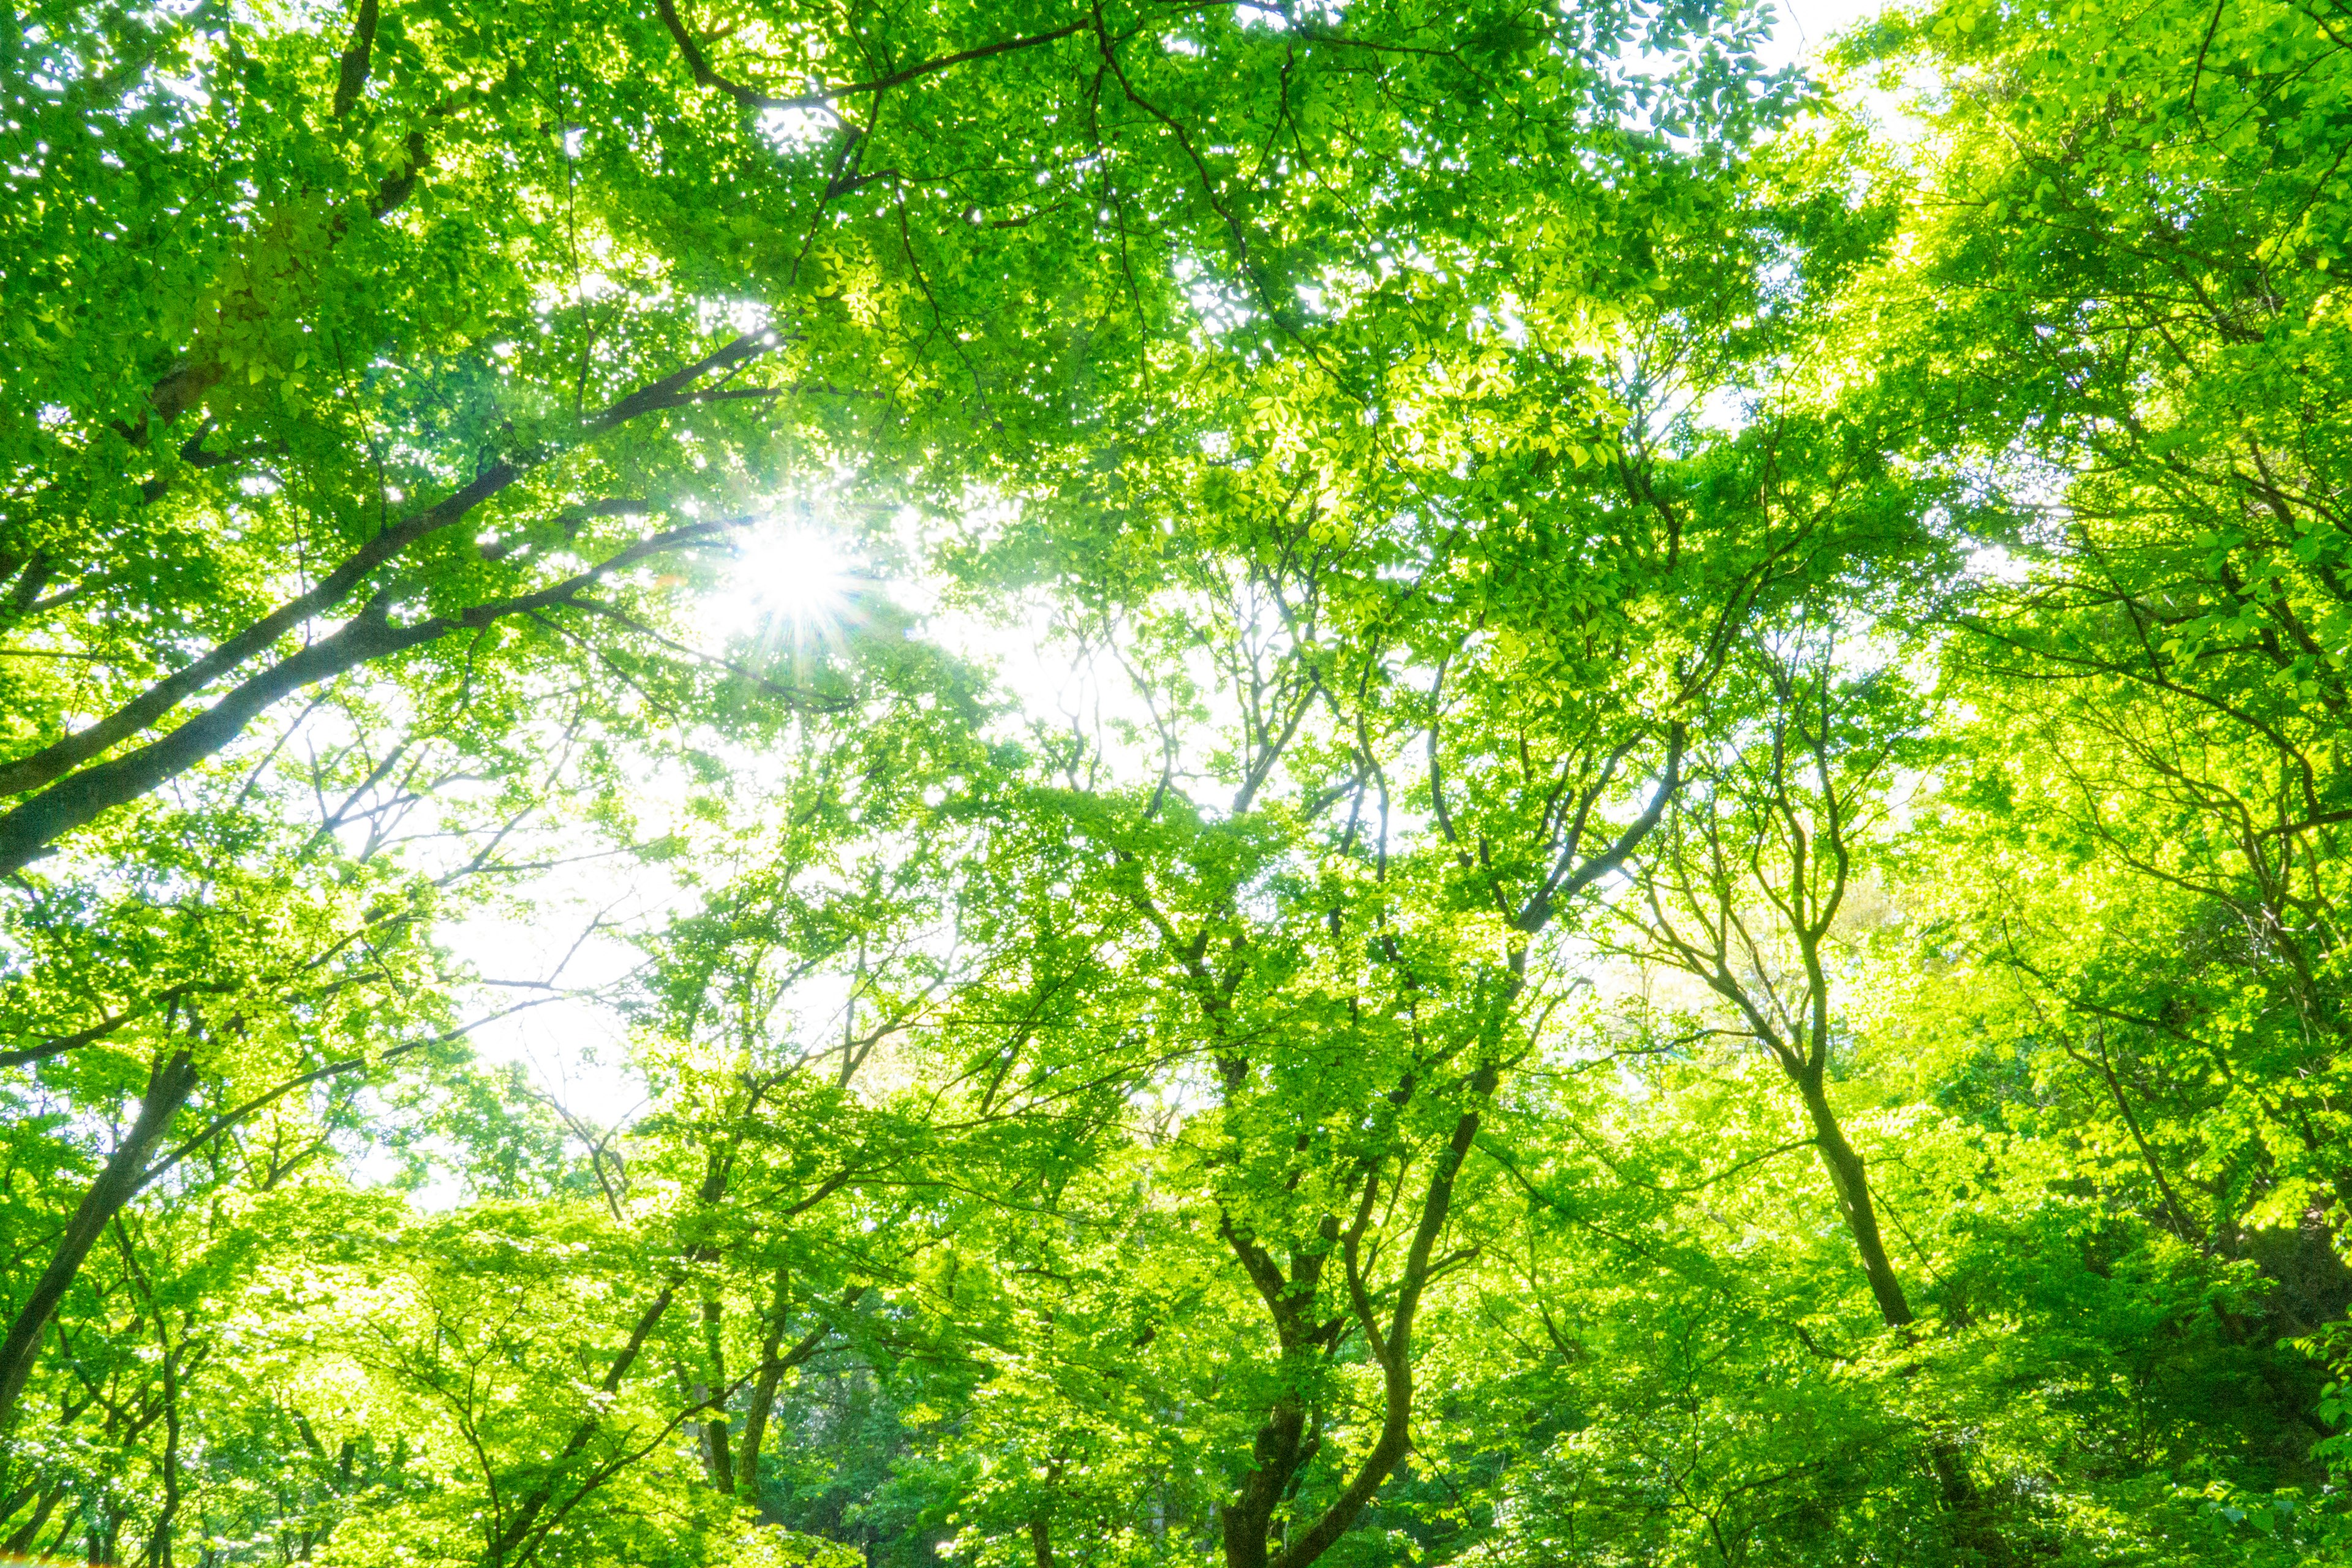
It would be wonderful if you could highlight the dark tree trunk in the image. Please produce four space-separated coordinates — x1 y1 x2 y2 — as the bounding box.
0 1050 198 1426
1789 1069 2010 1564
1 1487 64 1555
1793 1070 1913 1329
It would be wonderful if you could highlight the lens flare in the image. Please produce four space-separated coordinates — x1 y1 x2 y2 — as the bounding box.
719 524 861 654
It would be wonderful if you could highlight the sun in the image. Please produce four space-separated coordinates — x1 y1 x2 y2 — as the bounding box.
718 521 860 651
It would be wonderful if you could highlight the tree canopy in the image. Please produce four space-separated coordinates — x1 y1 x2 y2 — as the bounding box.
4 0 2351 1563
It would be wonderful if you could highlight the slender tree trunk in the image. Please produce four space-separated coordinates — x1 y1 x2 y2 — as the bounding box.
694 1294 732 1493
1793 1070 1912 1328
1224 1099 1485 1568
38 1504 83 1565
732 1281 862 1505
1271 1107 1482 1568
1028 1455 1065 1568
485 1283 677 1565
2079 1039 2204 1246
1215 1209 1330 1568
146 1341 183 1568
0 1050 197 1426
1791 1070 2011 1564
733 1267 795 1501
734 1349 788 1502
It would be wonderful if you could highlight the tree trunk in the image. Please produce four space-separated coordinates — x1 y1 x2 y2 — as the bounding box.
146 1341 182 1568
1793 1070 1913 1329
733 1268 796 1502
1791 1071 2011 1563
0 1050 197 1427
734 1350 789 1502
733 1281 862 1506
1220 1386 1312 1568
1 1488 64 1555
485 1283 677 1565
1226 1100 1485 1568
695 1294 731 1493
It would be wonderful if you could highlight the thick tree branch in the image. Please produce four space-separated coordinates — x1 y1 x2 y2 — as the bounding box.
0 516 751 876
0 334 773 810
0 1050 199 1427
332 0 379 118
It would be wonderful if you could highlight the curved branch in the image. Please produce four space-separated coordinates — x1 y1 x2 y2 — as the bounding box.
0 516 752 876
657 0 1085 111
0 333 772 809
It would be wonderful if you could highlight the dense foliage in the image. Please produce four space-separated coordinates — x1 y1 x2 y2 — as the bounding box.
3 0 2349 1562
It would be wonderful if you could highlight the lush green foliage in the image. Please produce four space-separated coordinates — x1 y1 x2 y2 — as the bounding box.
4 0 2351 1563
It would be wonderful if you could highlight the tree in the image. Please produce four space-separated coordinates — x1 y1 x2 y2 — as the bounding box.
11 0 2352 1562
1616 627 1928 1331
